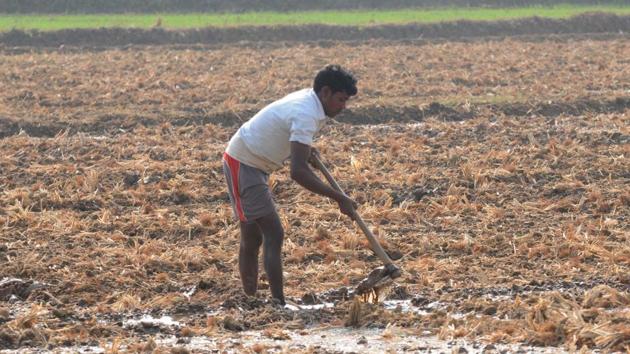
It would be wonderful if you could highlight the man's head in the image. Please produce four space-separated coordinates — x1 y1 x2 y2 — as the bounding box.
313 65 357 117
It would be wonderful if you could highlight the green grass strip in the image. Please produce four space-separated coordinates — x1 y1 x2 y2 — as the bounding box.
1 5 629 31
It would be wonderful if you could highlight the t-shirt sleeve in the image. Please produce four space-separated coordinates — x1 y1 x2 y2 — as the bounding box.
289 116 319 146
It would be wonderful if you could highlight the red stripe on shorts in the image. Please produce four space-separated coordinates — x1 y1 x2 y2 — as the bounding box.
223 152 247 222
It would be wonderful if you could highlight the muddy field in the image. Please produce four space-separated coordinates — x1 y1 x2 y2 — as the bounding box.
0 29 629 353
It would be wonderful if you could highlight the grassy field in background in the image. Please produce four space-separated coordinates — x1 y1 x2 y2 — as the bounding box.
0 4 629 31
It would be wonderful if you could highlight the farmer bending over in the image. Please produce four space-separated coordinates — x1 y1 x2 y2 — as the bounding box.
222 65 358 305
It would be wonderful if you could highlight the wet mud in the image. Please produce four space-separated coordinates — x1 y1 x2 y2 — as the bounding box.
3 281 620 352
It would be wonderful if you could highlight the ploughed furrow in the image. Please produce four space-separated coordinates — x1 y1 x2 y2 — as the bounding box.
1 97 628 138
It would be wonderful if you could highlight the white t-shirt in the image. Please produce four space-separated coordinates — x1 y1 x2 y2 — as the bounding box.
226 88 327 173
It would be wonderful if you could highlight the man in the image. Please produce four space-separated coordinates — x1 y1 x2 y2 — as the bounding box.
222 65 358 305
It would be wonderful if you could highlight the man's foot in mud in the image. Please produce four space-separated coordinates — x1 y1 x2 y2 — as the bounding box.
268 297 309 311
270 297 286 307
282 299 302 311
221 292 265 310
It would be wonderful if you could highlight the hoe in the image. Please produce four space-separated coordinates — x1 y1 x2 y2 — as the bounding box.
311 154 402 300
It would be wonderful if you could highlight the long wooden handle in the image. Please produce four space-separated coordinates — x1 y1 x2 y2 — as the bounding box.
311 154 394 266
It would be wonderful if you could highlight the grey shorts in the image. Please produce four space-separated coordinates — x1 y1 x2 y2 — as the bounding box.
223 152 276 223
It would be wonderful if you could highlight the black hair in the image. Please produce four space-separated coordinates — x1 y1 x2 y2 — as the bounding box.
313 64 358 96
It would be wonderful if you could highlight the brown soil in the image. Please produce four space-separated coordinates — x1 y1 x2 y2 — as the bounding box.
0 33 628 352
1 37 628 137
1 13 629 48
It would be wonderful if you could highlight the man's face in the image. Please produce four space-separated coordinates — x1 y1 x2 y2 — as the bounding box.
320 87 351 117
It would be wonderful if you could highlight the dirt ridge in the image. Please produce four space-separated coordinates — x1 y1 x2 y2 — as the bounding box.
1 13 629 48
1 97 628 139
2 33 629 55
0 0 625 14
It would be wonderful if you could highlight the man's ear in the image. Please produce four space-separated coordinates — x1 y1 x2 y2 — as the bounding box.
320 86 332 99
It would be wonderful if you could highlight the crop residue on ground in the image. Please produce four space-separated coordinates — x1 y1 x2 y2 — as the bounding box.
0 26 629 353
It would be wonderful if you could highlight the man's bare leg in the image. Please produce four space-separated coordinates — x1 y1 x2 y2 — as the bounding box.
255 211 285 305
239 221 263 296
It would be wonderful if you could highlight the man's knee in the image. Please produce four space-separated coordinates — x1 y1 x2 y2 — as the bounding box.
254 213 283 248
257 211 283 231
263 226 284 246
240 222 263 247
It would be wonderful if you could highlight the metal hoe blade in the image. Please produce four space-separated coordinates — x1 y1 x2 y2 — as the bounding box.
311 154 403 302
354 263 402 302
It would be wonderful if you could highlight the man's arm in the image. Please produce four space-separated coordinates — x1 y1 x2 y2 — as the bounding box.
290 141 357 219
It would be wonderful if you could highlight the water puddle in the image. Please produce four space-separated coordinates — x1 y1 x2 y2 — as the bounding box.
383 299 447 315
152 327 567 353
123 314 182 332
283 302 335 311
